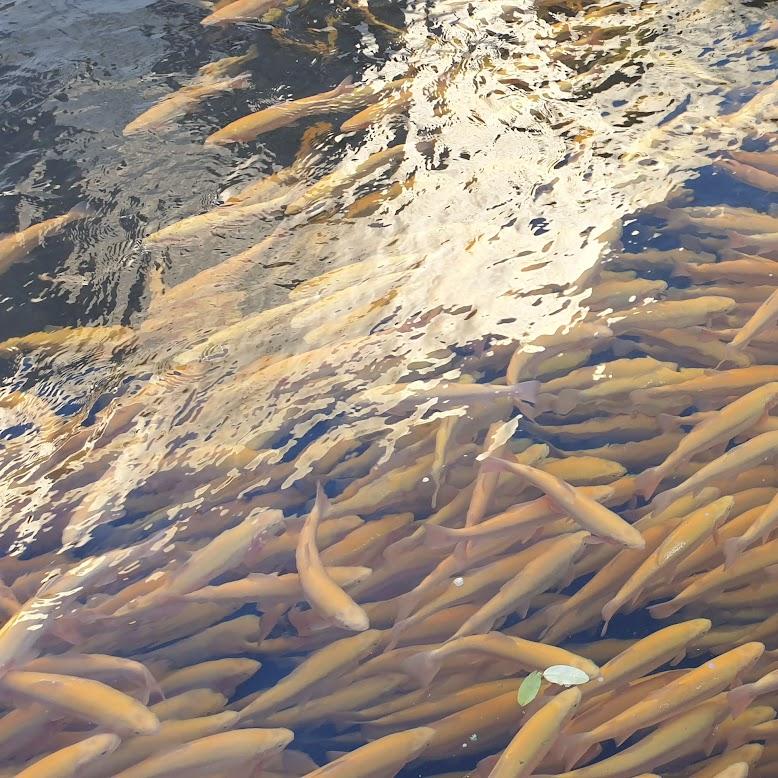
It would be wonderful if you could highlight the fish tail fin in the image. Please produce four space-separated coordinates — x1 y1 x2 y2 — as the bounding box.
635 467 663 500
422 523 455 550
479 457 511 475
647 599 679 620
560 733 594 772
257 605 288 643
68 201 97 220
723 536 744 570
313 481 331 519
385 619 408 652
144 667 166 703
453 540 471 565
600 599 619 636
403 650 440 687
728 684 757 718
553 388 580 417
512 380 540 406
334 75 355 95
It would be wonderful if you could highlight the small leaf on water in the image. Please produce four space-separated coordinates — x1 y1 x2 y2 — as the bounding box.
543 665 590 687
517 671 542 706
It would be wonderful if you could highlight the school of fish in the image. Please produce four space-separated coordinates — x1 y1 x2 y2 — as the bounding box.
4 0 778 775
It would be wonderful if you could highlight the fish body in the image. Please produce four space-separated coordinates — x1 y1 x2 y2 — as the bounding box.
237 629 381 721
0 204 92 273
285 144 404 215
730 288 778 350
0 671 160 736
79 713 240 778
581 619 712 700
296 485 370 631
111 729 294 778
448 531 590 640
489 687 581 778
650 430 778 513
304 727 434 777
484 459 644 549
201 0 287 24
124 73 251 135
404 632 598 688
205 78 396 143
538 697 729 778
16 734 121 778
601 497 733 628
716 158 778 191
196 45 259 82
606 296 736 335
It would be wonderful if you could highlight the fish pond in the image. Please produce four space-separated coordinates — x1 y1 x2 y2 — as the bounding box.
2 0 778 775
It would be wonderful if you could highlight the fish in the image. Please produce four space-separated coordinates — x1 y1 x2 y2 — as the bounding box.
79 713 239 778
260 674 406 728
728 150 778 176
296 485 370 632
506 324 613 385
649 533 778 619
118 510 285 613
341 89 411 132
648 430 778 514
716 158 778 192
729 288 778 351
184 567 371 605
558 641 764 767
237 629 382 721
195 45 259 83
123 73 252 135
601 497 733 630
403 632 599 688
150 690 227 721
360 679 523 732
285 144 404 215
158 658 260 697
487 687 581 778
422 485 613 550
16 734 121 778
205 78 404 144
303 727 434 777
724 490 778 567
0 203 93 274
483 459 644 549
580 619 713 700
0 529 176 673
446 532 591 640
606 297 736 335
0 671 160 736
22 653 161 704
201 0 290 25
110 729 294 778
143 198 283 246
540 695 730 777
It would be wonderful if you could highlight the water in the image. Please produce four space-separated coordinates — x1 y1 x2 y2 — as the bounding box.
2 0 778 774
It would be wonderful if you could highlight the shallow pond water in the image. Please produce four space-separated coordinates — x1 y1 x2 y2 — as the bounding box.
2 0 778 775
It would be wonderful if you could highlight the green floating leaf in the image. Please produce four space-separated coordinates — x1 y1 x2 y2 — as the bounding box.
543 665 590 687
517 671 542 706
